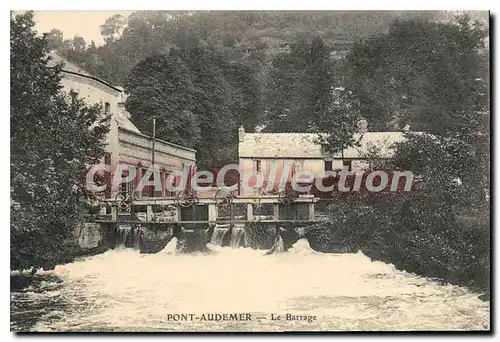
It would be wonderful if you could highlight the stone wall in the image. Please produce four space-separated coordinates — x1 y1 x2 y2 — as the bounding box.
73 222 104 251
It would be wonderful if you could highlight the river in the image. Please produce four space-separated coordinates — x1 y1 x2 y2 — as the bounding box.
10 238 490 332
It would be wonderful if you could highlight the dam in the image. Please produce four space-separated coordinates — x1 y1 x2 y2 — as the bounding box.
79 190 318 254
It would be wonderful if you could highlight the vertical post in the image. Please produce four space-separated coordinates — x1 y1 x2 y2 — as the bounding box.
161 171 166 197
230 204 235 223
111 206 117 221
208 203 217 222
273 203 279 221
175 205 181 222
247 203 254 221
308 202 315 220
146 205 153 222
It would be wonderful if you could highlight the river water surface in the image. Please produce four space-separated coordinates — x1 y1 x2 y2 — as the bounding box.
10 239 490 332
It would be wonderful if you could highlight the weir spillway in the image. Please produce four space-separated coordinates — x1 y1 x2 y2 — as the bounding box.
84 194 318 254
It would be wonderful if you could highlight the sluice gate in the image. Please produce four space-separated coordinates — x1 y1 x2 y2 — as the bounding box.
86 193 318 253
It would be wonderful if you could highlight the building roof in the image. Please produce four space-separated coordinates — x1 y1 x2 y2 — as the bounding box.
344 131 408 159
47 51 122 92
115 112 141 134
239 133 323 158
238 131 410 159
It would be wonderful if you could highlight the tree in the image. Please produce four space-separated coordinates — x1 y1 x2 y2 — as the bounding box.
45 28 65 50
125 54 201 148
125 44 262 169
263 37 336 133
344 16 488 133
171 46 236 168
11 11 109 272
343 14 489 207
72 35 86 53
222 62 263 132
319 15 490 289
100 14 125 43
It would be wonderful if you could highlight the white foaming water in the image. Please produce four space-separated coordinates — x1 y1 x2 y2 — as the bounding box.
11 239 489 332
160 237 178 254
210 224 229 245
210 224 247 247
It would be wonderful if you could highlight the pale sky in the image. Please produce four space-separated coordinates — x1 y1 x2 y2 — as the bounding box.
33 11 135 46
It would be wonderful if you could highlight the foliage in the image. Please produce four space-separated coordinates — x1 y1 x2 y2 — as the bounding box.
263 37 333 132
49 11 447 85
263 36 361 155
125 45 262 169
343 16 489 133
11 11 109 272
125 54 200 148
308 14 489 290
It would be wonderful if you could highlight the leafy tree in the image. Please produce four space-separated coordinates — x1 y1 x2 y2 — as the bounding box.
171 46 236 168
100 14 125 43
72 35 86 53
125 54 201 148
263 37 336 133
11 11 109 272
125 44 262 169
45 28 65 50
222 62 263 132
344 16 488 133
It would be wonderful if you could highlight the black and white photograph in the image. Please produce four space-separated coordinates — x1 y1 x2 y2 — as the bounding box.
9 7 490 333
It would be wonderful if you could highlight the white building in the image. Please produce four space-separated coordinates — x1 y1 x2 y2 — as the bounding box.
237 120 412 196
48 52 196 198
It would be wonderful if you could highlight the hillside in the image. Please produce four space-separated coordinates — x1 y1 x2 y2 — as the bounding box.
49 10 446 85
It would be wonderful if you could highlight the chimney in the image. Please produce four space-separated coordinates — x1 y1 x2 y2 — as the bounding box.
238 125 245 142
357 118 368 133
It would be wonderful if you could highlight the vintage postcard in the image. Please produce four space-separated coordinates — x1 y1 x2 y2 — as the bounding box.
10 9 490 332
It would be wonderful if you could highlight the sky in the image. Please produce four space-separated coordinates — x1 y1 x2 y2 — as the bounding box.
33 10 134 46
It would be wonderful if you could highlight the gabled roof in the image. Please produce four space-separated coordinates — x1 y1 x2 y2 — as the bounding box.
239 131 411 159
239 133 323 158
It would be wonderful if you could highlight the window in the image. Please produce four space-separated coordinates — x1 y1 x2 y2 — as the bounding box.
343 160 352 171
104 153 111 165
105 102 111 114
324 160 333 172
256 160 261 172
69 90 78 104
